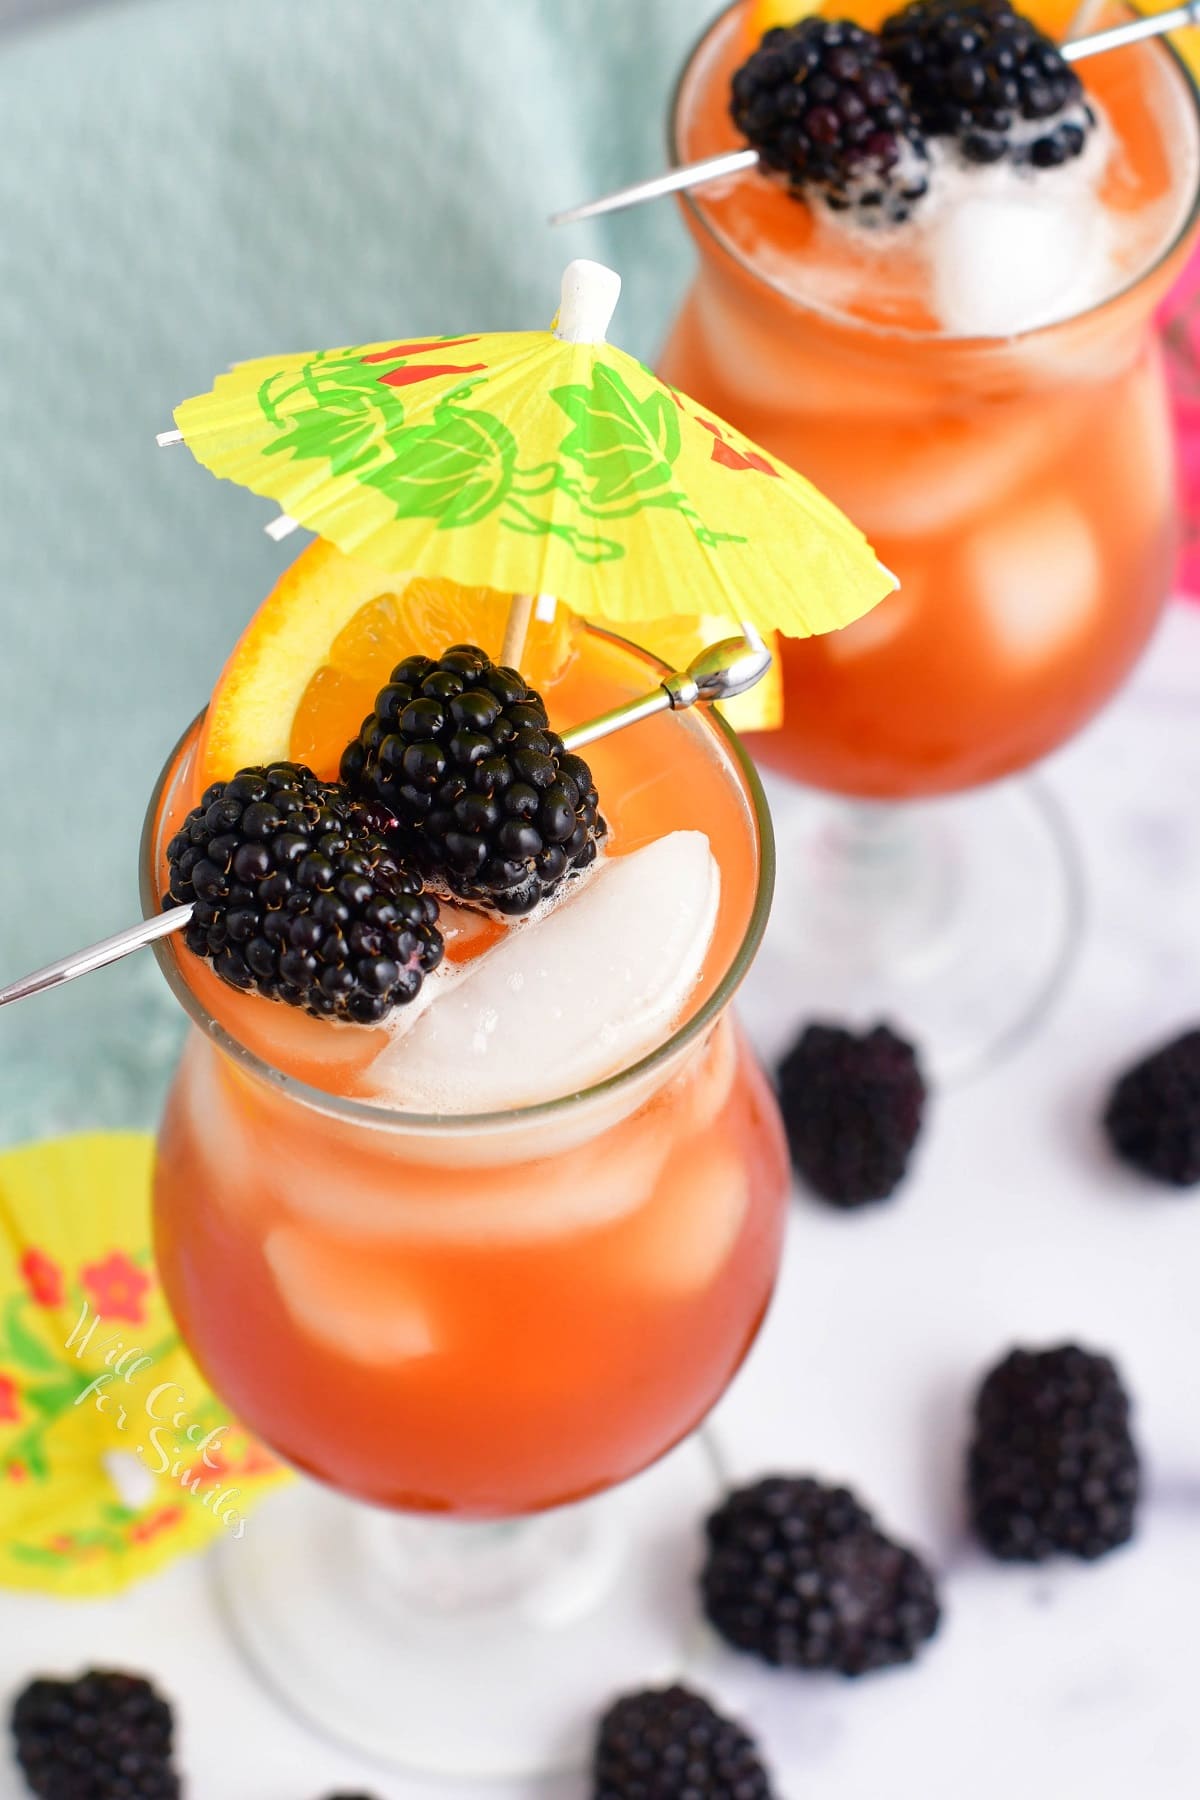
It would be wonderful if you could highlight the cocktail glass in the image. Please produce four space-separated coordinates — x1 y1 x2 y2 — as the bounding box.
660 2 1200 1078
140 623 789 1778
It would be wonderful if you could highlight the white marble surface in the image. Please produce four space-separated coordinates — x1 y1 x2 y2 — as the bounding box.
0 606 1198 1797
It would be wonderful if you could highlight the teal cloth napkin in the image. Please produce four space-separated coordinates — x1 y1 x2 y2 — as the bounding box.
0 0 715 1142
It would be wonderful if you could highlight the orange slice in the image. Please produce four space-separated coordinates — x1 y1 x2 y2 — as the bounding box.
747 0 820 39
619 614 783 735
746 0 892 40
196 539 783 794
746 0 1082 41
195 540 575 789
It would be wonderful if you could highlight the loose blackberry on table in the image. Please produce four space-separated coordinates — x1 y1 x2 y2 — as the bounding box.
166 762 443 1021
880 0 1094 169
593 1683 774 1799
776 1021 926 1206
730 17 930 221
968 1344 1141 1561
701 1475 941 1675
341 644 606 917
11 1668 180 1800
1103 1027 1200 1187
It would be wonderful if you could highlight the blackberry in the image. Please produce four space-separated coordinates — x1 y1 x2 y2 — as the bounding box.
166 761 442 1021
1103 1028 1200 1187
702 1476 941 1675
593 1684 773 1799
968 1344 1140 1561
776 1022 926 1206
730 17 930 221
340 645 605 917
880 0 1094 168
12 1668 180 1799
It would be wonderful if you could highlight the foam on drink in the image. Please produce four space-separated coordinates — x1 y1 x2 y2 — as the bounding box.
755 98 1190 336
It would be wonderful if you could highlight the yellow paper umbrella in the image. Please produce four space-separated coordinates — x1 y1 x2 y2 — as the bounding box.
0 1134 289 1598
165 260 894 645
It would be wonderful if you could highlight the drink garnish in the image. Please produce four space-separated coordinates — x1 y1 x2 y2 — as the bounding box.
165 763 443 1022
340 644 606 918
731 17 930 221
551 2 1200 226
731 0 1094 221
880 0 1094 169
0 619 773 1013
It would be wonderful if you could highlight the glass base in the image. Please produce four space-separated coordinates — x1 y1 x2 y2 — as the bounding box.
217 1433 721 1780
745 774 1084 1085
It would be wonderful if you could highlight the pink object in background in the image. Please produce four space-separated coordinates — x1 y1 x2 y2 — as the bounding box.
1161 243 1200 598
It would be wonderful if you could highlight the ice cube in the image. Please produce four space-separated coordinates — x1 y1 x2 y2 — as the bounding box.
931 189 1110 339
265 1227 438 1365
368 832 720 1113
817 403 1073 542
264 1109 673 1243
615 1146 749 1296
1085 350 1175 544
683 1016 739 1132
183 1041 262 1222
965 495 1099 664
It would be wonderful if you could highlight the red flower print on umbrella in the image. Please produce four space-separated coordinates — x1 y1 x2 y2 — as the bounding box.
0 1376 20 1424
130 1507 186 1547
19 1249 64 1309
362 339 490 391
696 417 780 478
81 1252 152 1324
361 335 484 364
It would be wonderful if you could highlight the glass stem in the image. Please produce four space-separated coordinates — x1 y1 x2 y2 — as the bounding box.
808 800 961 975
355 1494 625 1626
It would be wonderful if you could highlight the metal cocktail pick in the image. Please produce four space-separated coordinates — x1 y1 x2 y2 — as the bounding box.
550 1 1200 226
0 628 771 1011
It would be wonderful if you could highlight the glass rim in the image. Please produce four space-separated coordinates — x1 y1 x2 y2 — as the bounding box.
138 624 776 1137
667 0 1200 348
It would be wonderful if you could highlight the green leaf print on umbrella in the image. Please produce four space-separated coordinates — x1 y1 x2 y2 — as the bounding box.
259 353 407 479
362 398 519 529
550 363 682 512
2 1294 61 1376
548 362 745 554
250 344 743 559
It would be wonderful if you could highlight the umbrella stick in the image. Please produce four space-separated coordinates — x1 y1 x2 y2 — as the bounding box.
0 629 771 1010
501 594 536 669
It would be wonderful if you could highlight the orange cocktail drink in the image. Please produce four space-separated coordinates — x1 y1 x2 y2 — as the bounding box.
144 599 787 1519
661 2 1200 798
